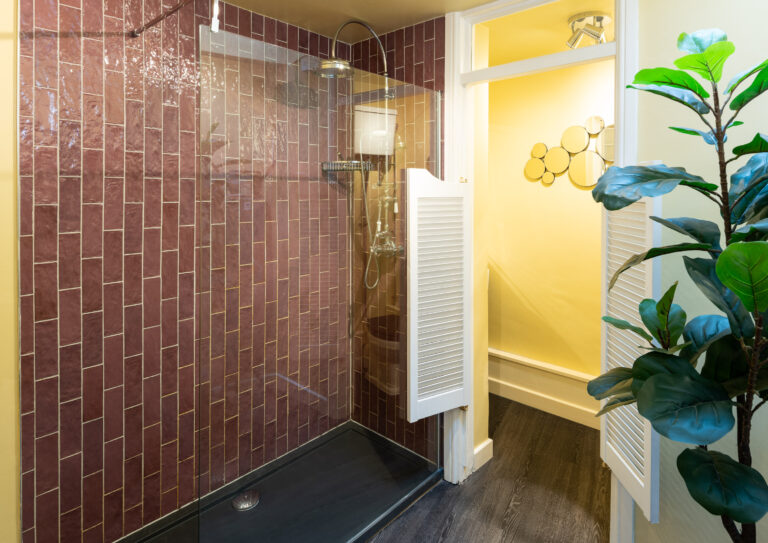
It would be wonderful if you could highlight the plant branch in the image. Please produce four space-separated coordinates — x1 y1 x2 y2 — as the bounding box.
691 187 723 206
753 398 767 413
725 110 742 134
721 515 742 543
696 111 716 133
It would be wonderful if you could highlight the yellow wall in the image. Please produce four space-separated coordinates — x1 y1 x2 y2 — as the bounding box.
486 60 614 376
1 0 20 540
633 1 768 540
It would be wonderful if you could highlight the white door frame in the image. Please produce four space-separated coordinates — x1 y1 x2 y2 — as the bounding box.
443 0 640 539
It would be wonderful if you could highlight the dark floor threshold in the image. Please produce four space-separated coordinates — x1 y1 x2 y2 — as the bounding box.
118 420 442 543
352 468 443 542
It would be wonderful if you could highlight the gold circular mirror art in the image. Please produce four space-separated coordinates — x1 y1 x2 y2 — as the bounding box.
596 124 615 162
524 115 614 189
544 147 570 174
569 151 605 188
561 126 590 154
524 158 546 180
585 115 605 135
531 143 548 159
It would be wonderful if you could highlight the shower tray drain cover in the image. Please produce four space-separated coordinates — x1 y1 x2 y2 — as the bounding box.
232 489 260 511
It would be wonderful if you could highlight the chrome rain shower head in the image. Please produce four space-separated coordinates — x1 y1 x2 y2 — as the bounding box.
566 12 610 49
317 57 354 79
318 19 388 79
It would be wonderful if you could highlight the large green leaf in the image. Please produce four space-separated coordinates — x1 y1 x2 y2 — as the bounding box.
650 216 721 250
683 257 755 338
609 243 713 290
726 59 768 94
701 335 748 384
677 448 768 524
594 378 634 401
593 165 715 211
633 67 710 97
656 282 678 331
731 65 768 110
679 315 731 362
716 241 768 312
733 133 768 157
668 126 722 147
628 84 709 114
731 219 768 242
631 352 698 397
596 394 636 416
587 367 633 400
637 374 734 444
677 29 728 54
729 154 768 225
602 316 653 343
722 365 768 397
729 153 768 198
674 41 735 83
638 284 687 349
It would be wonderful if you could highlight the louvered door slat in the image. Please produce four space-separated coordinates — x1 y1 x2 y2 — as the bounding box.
602 199 660 523
407 169 473 422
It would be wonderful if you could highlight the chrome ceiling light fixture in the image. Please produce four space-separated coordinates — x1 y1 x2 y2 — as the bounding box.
566 11 611 49
318 19 388 79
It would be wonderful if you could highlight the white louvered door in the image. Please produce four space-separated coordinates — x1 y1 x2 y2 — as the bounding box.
406 169 473 423
602 200 660 523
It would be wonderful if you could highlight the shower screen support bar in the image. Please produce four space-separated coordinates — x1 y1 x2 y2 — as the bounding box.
129 0 194 37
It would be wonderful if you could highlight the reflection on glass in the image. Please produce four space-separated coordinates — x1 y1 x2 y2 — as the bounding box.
561 125 590 153
597 124 616 162
349 68 441 463
585 115 606 135
569 150 605 188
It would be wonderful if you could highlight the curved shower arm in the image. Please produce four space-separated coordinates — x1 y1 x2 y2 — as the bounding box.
330 19 388 77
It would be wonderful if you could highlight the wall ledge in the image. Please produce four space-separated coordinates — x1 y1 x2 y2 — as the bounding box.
488 348 600 429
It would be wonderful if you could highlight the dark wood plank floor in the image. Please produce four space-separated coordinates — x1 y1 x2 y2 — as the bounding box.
370 395 611 543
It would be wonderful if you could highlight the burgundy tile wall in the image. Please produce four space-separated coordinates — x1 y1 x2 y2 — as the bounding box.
195 23 351 495
351 17 445 94
18 0 352 540
349 18 445 461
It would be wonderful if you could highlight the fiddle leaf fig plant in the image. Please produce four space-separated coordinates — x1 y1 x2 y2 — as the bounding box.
588 29 768 543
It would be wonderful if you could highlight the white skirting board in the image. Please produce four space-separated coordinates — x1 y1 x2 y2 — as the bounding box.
473 438 493 471
488 348 600 429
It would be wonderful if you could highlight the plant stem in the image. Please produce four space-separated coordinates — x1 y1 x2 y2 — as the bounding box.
741 314 762 466
722 515 743 543
713 84 733 243
713 80 758 543
730 313 763 543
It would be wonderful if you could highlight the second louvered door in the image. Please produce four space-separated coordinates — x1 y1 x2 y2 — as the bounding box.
602 200 660 523
406 169 473 423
